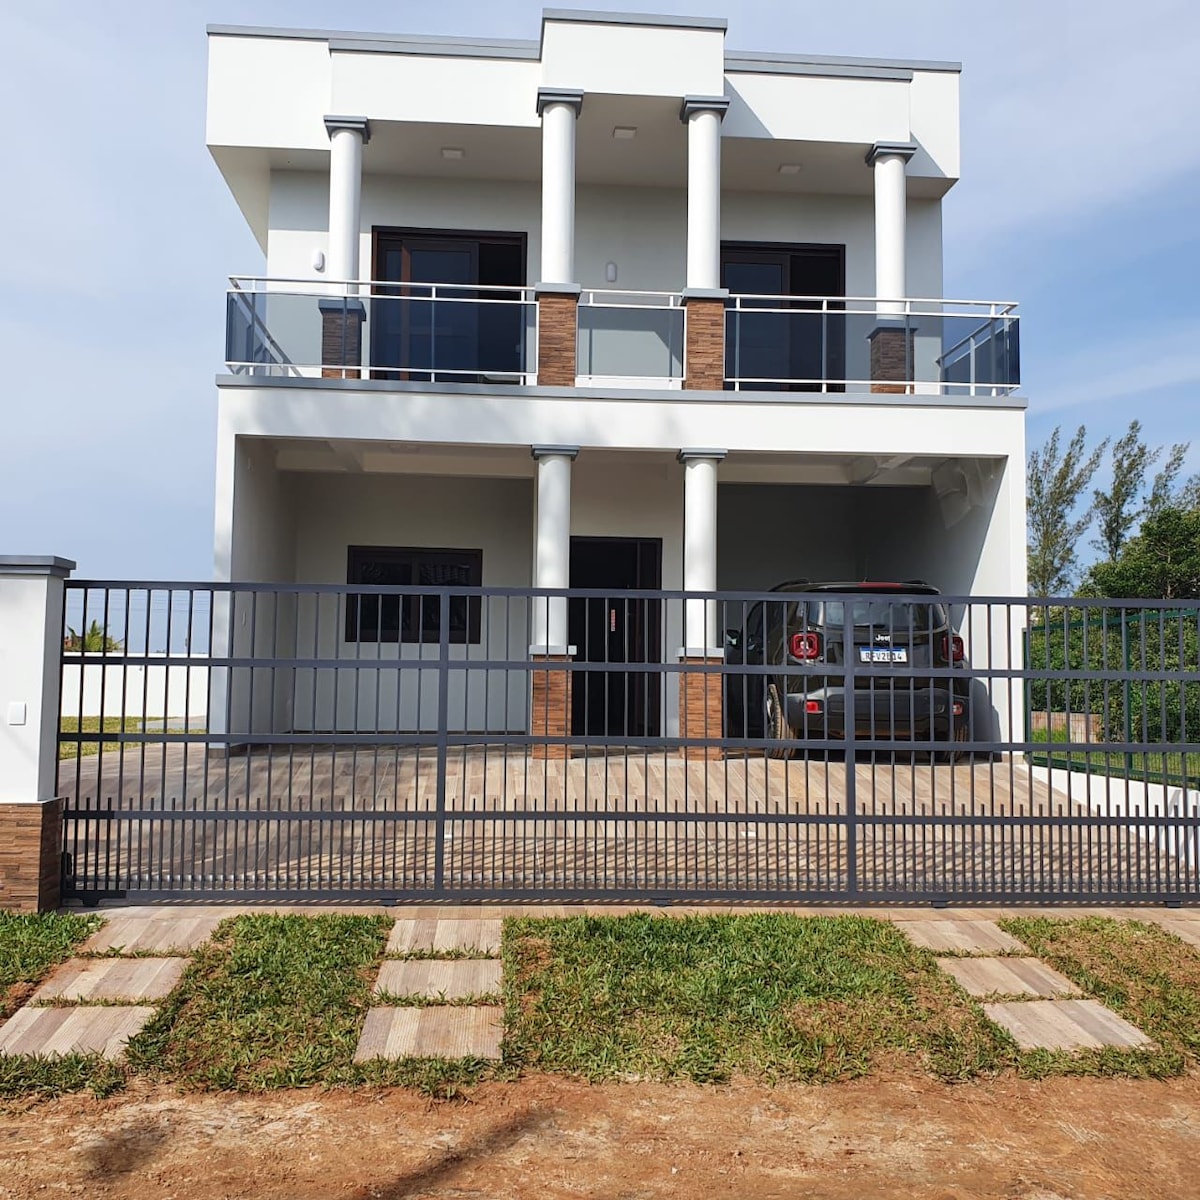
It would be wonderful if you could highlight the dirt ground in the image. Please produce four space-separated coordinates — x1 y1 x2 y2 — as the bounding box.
3 1075 1200 1200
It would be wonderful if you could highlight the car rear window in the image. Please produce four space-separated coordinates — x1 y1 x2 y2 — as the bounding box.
805 599 948 631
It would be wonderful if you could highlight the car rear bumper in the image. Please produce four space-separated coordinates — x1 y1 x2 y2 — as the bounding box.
785 685 963 737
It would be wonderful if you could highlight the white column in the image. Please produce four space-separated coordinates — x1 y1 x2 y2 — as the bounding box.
537 90 583 285
531 446 578 653
682 97 729 291
679 451 725 655
867 142 916 316
0 557 74 804
324 116 370 290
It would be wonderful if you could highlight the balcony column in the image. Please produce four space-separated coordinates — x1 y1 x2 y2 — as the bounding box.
681 97 730 390
867 141 917 393
678 451 725 760
530 446 578 760
536 89 584 387
321 115 370 378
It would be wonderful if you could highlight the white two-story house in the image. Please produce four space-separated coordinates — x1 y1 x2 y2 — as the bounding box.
206 8 1025 742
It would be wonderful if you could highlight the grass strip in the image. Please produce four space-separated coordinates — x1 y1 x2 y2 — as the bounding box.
372 990 503 1008
0 1055 125 1103
128 913 390 1090
1000 915 1200 1076
0 913 102 1020
503 912 1011 1085
58 717 207 760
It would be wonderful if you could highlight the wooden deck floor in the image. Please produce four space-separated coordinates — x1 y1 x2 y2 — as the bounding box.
57 745 1200 899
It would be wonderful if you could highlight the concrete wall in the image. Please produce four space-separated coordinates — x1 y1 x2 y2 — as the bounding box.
61 658 209 722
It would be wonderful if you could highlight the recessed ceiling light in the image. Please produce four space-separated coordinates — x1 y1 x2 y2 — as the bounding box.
778 162 803 175
612 126 638 140
441 147 465 160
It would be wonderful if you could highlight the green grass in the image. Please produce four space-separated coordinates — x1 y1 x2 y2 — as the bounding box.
0 912 101 1019
1000 916 1200 1075
502 913 1011 1085
0 1054 126 1102
8 912 1193 1103
1027 728 1199 789
57 717 207 760
128 913 392 1090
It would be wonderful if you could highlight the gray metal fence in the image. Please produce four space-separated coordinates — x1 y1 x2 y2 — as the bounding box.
57 582 1200 904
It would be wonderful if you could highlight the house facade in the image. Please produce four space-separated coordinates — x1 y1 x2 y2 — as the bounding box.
207 9 1025 739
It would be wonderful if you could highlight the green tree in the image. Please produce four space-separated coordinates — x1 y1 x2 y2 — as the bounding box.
1092 420 1189 559
63 620 123 652
1086 505 1200 601
1027 425 1108 597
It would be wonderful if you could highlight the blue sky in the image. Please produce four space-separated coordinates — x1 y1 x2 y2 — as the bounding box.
3 0 1198 579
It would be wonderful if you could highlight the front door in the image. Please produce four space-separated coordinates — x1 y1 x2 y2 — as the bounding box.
568 537 662 739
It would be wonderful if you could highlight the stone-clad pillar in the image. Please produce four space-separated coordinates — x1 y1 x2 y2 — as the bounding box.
530 447 578 760
0 556 74 911
677 453 725 760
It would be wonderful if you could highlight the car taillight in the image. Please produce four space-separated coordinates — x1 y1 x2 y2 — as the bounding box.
940 634 965 662
790 631 822 660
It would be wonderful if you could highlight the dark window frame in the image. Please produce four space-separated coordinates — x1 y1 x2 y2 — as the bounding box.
345 545 483 645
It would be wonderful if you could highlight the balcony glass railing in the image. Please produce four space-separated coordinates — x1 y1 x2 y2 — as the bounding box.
224 280 1019 397
225 278 538 383
724 296 1020 396
576 291 685 385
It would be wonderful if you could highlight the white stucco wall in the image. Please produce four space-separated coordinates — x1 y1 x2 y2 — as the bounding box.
542 18 726 98
285 473 534 733
259 172 941 300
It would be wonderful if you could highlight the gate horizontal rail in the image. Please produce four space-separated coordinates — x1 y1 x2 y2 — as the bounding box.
58 581 1200 904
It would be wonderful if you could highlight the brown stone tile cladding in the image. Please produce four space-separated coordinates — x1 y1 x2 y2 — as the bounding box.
530 655 573 761
869 324 915 394
536 294 579 387
320 309 364 379
684 297 726 390
678 657 724 761
0 799 62 913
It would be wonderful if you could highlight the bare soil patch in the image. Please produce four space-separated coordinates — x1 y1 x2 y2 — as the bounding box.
2 1073 1199 1199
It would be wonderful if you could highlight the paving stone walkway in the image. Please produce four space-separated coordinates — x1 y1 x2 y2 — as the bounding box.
355 918 504 1063
0 916 217 1062
913 919 1153 1052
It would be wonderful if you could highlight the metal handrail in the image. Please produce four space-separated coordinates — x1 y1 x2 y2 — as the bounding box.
578 289 686 309
725 293 1019 318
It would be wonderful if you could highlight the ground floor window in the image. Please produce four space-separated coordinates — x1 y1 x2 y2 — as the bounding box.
346 545 483 644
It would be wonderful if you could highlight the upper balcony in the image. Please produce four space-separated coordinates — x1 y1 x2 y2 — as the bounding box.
225 276 1019 397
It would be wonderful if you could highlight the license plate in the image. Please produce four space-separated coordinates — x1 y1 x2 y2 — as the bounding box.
859 647 908 663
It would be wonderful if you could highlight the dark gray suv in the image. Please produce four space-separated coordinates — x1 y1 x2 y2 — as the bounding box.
724 581 970 759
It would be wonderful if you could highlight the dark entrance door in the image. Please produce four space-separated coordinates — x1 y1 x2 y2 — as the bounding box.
568 537 662 739
721 243 845 391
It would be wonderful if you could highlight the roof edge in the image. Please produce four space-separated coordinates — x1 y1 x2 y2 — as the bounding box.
207 24 540 54
541 8 728 32
726 49 961 74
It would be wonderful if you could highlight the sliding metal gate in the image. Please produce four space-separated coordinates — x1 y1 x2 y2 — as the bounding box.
58 581 1200 904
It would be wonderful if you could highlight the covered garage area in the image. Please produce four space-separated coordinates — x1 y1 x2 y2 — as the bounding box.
716 453 1020 598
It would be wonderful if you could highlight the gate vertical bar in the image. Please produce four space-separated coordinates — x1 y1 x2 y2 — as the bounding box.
843 604 858 896
433 590 450 895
